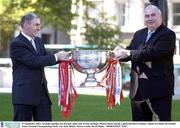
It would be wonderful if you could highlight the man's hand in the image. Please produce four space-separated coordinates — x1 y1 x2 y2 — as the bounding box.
113 46 130 59
113 46 123 53
55 51 69 60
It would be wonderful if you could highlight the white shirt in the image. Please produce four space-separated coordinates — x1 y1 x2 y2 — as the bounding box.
21 32 58 61
145 30 156 43
21 32 33 42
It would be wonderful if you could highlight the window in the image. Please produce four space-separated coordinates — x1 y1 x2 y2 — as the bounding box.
173 3 180 25
42 34 51 44
116 3 125 26
88 0 103 20
175 39 180 55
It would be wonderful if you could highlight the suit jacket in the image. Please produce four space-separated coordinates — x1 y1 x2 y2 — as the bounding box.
123 24 176 99
10 33 57 105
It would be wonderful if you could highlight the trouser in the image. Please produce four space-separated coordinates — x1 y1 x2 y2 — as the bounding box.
13 85 52 121
131 95 172 121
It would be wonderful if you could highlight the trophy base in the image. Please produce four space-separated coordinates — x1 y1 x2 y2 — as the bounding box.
79 73 98 87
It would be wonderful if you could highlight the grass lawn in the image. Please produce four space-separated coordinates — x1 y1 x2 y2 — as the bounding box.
0 93 180 121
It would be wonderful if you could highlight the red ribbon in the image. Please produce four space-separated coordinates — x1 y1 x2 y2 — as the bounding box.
58 57 123 119
98 57 124 109
59 60 77 119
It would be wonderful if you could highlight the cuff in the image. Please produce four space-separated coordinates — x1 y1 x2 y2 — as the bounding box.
127 50 131 56
54 54 58 62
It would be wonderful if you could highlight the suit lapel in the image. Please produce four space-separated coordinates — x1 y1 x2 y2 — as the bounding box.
137 29 148 49
19 33 39 55
143 32 161 48
34 38 43 55
34 39 39 54
142 25 164 48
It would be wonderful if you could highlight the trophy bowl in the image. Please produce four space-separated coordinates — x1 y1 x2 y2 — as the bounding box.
71 50 110 87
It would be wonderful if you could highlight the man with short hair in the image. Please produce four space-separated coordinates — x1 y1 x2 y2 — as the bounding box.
113 5 176 121
10 13 67 121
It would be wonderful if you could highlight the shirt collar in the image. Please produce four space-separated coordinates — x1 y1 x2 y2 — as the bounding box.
21 32 33 41
148 29 156 34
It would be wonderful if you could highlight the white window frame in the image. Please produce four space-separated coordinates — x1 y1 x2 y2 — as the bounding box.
172 2 180 26
115 1 126 26
87 0 104 20
169 0 180 31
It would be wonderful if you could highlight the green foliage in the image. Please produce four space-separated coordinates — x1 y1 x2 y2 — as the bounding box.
0 0 33 31
0 0 76 57
0 0 75 33
32 0 75 32
82 2 122 50
85 19 121 50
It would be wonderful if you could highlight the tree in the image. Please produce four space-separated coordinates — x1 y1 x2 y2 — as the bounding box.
84 17 121 50
83 2 122 50
0 0 21 57
0 0 76 57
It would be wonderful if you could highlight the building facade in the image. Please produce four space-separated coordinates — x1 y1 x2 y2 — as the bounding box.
40 0 180 52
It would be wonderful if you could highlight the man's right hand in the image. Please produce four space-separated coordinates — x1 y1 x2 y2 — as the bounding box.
112 46 130 59
55 51 69 61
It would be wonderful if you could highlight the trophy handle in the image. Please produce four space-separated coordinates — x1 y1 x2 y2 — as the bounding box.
70 50 113 87
67 51 73 59
109 51 115 57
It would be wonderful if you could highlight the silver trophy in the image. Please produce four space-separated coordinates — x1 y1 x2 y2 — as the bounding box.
71 50 111 87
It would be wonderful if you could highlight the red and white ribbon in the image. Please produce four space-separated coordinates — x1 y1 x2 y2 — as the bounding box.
98 57 123 109
58 57 123 119
114 61 122 105
59 60 77 119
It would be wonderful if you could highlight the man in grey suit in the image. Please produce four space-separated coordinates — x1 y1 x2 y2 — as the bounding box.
113 5 176 121
10 13 68 121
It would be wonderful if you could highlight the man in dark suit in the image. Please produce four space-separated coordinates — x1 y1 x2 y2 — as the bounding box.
113 5 176 121
10 13 68 121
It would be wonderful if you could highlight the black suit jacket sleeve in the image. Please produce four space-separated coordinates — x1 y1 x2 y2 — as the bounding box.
124 25 176 98
128 25 176 62
10 35 56 68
